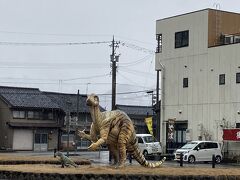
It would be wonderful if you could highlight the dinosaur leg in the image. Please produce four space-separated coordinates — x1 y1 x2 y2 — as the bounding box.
118 129 129 167
108 144 119 166
117 121 134 168
118 142 127 168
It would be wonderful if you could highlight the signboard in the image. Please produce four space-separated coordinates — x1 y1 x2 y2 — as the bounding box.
223 129 240 141
144 117 153 135
168 118 176 142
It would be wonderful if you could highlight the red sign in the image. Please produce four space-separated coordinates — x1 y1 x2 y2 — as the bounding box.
223 129 240 141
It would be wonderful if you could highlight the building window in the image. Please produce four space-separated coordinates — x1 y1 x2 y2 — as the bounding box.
183 78 188 88
236 123 240 128
175 30 189 48
156 34 162 53
47 112 53 120
219 74 225 85
35 133 48 144
42 112 53 120
27 111 41 119
12 110 25 119
236 73 240 83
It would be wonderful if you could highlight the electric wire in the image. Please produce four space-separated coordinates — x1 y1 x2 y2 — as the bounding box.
120 41 155 54
117 71 144 88
0 30 112 38
119 54 153 67
0 41 111 46
118 67 155 77
98 89 155 96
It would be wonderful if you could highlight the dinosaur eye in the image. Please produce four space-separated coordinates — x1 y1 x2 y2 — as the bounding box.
94 95 99 101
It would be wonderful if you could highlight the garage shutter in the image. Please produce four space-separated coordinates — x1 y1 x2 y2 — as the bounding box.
13 129 33 150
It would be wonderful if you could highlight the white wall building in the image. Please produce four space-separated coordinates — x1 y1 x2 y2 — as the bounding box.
155 9 240 157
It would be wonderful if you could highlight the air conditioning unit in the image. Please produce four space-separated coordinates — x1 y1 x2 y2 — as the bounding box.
224 35 234 44
234 36 240 43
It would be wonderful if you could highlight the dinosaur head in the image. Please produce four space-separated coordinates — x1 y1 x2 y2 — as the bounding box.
86 94 99 107
55 151 63 157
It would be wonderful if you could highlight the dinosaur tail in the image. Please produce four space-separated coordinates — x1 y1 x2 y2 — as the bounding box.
128 138 166 168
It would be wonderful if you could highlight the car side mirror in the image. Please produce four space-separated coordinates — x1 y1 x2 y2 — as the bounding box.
194 147 199 151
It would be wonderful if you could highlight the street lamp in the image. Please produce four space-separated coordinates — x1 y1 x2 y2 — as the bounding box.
146 90 154 107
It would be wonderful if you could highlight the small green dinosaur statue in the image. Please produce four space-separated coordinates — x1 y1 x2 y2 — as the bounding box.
55 151 78 168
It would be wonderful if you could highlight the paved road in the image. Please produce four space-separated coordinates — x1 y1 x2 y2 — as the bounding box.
1 150 239 168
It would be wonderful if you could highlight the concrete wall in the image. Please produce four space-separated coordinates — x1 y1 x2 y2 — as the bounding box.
0 99 13 149
155 9 240 155
156 9 209 150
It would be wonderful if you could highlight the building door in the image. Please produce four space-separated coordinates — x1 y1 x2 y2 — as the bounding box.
166 121 188 153
13 129 33 150
34 133 48 151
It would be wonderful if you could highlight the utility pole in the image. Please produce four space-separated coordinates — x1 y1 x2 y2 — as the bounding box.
66 110 70 157
66 101 72 157
75 90 80 154
109 36 120 162
110 36 120 110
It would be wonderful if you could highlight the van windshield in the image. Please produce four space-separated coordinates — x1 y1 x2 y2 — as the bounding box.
180 142 198 149
143 136 156 143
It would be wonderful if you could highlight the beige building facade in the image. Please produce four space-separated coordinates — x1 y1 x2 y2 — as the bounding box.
155 9 240 157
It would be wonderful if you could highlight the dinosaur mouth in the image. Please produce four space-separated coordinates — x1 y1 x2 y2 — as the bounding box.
86 101 92 106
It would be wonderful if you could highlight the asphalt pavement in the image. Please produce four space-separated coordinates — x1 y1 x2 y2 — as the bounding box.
1 150 239 168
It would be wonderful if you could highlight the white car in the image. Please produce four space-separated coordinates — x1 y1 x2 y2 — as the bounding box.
174 141 223 163
136 134 162 157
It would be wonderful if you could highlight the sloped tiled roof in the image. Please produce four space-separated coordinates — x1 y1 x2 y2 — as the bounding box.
116 104 153 116
44 92 89 113
0 86 105 113
0 86 60 109
44 92 106 113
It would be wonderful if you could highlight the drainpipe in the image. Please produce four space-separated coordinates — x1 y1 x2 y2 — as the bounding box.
158 62 165 152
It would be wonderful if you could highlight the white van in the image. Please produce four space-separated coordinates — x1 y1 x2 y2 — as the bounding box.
174 141 223 163
136 134 162 157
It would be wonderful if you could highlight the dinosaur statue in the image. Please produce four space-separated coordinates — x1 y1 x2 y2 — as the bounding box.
78 93 166 168
55 151 78 168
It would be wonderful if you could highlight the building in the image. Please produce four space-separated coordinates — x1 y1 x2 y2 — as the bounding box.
155 9 240 156
44 92 105 149
116 104 153 134
0 86 106 151
0 86 65 151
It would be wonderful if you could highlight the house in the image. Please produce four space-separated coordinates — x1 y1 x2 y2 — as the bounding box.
43 92 97 149
155 9 240 156
0 86 65 151
0 86 107 151
116 104 153 134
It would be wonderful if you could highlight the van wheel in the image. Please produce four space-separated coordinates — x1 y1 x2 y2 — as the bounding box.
188 155 195 164
143 150 148 157
215 156 221 164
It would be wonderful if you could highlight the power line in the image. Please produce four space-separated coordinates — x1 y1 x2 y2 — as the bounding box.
0 30 112 38
115 35 155 45
121 41 155 54
98 89 155 96
117 71 144 87
0 41 111 46
62 74 111 81
119 54 153 67
118 67 155 77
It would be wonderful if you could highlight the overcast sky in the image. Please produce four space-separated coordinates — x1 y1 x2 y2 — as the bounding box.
0 0 239 109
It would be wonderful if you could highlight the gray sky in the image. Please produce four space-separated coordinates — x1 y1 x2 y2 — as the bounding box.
0 0 239 109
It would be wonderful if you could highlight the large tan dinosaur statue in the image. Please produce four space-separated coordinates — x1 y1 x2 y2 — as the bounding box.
78 93 166 168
